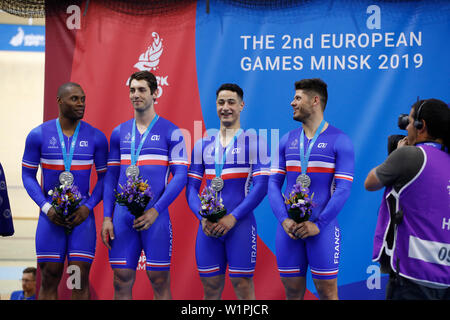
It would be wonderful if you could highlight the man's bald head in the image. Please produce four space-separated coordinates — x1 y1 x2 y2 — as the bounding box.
57 82 82 98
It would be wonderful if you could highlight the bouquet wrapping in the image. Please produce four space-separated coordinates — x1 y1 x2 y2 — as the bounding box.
283 183 316 223
198 186 226 223
115 176 153 218
48 183 83 234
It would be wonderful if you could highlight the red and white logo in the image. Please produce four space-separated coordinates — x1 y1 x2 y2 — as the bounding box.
131 32 169 100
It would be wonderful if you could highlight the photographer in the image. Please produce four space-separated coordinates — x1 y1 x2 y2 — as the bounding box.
365 99 449 300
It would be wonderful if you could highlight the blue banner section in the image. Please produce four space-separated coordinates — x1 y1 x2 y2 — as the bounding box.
0 24 45 52
195 0 450 299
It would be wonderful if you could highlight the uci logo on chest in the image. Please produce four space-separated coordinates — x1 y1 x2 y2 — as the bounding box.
151 135 160 141
317 143 328 149
231 148 241 154
79 141 88 147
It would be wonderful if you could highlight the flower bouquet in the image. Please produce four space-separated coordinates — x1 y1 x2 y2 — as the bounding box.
283 183 316 223
198 186 226 223
48 183 83 234
115 176 153 218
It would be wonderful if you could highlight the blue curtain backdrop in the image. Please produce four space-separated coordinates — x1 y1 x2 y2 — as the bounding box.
194 0 450 299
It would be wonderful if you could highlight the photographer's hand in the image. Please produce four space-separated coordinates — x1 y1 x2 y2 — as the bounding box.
397 136 409 148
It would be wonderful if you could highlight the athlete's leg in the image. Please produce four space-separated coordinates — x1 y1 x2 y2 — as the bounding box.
201 274 226 300
146 270 172 300
312 278 338 300
35 213 66 300
195 223 227 300
113 268 136 300
38 262 64 300
280 276 307 300
275 224 308 300
226 216 257 300
307 220 340 300
67 211 96 300
108 205 141 300
68 261 92 300
142 212 173 300
230 277 255 300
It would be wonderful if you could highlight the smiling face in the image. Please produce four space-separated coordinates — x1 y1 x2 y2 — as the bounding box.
291 89 315 123
216 90 244 128
129 79 158 113
57 85 86 121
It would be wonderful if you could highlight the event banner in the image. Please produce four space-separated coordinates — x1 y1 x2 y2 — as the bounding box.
43 0 449 299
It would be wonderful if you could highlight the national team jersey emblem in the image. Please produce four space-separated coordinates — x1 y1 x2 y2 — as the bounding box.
49 136 58 148
289 138 298 149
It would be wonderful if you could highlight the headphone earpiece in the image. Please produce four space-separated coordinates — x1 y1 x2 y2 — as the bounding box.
413 100 426 130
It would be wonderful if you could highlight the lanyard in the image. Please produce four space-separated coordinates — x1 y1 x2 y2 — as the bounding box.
131 115 159 165
214 129 243 177
299 119 326 175
56 119 81 172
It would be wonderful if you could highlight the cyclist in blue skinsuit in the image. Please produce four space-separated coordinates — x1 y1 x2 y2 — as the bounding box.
22 82 108 299
101 71 187 300
186 83 270 300
269 79 354 300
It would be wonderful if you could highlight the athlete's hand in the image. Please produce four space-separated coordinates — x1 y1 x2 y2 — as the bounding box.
212 214 237 237
46 206 67 227
66 205 90 228
101 217 115 250
201 218 217 237
133 207 159 231
282 218 299 240
293 221 320 239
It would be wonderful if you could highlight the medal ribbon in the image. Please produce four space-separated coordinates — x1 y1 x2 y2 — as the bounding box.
299 119 326 175
131 115 159 166
56 119 81 172
214 129 243 178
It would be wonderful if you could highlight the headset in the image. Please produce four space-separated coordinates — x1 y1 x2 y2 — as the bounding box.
413 99 427 130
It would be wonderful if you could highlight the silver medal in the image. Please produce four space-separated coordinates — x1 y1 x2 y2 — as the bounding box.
126 165 140 178
296 174 311 188
211 177 224 192
59 171 74 186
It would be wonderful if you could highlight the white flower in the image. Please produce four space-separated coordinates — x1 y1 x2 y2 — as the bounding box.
297 199 305 205
48 190 53 196
65 195 69 201
202 205 207 210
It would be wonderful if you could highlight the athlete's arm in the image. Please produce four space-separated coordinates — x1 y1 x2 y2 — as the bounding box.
185 139 205 221
103 126 121 219
21 127 48 211
68 129 109 227
229 134 270 221
82 129 109 210
151 127 188 215
314 133 354 232
268 133 289 224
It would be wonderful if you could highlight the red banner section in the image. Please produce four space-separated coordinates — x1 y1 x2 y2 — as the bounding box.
44 1 302 299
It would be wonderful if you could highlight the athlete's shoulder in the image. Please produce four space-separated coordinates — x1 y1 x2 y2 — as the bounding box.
325 124 352 141
156 116 180 132
26 119 55 140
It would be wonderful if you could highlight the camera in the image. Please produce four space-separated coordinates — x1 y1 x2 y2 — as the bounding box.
387 113 409 155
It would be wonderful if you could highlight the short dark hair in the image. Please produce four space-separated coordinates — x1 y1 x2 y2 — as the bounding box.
294 78 328 111
57 82 82 98
129 71 158 94
216 83 244 101
412 98 449 148
23 267 37 278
